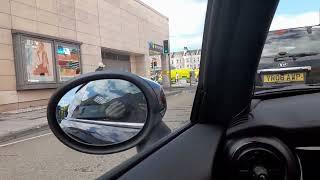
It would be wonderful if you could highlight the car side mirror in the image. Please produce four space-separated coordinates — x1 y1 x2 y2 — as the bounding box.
47 71 167 154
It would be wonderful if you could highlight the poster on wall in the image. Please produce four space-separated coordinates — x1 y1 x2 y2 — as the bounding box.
23 39 55 83
56 44 81 81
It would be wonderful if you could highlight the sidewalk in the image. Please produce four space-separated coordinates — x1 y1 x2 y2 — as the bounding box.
0 107 48 143
0 87 194 143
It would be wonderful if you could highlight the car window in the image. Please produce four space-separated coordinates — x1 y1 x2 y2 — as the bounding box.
0 0 207 179
256 0 320 92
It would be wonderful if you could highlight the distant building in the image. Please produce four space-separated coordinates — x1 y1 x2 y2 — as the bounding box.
170 48 201 69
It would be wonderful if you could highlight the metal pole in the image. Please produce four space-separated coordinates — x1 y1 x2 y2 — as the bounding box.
153 59 156 80
168 53 172 88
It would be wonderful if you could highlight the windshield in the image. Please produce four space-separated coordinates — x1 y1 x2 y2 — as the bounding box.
256 0 320 93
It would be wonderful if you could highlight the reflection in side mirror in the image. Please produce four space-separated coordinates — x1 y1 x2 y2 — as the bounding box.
56 79 148 146
307 26 312 34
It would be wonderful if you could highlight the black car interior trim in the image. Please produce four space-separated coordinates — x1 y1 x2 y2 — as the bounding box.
228 92 320 147
98 123 194 180
117 124 223 180
254 86 320 99
197 0 280 125
224 137 301 180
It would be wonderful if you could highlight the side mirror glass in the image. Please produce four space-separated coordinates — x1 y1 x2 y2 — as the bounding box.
56 79 148 146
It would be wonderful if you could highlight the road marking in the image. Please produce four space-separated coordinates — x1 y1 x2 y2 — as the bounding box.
0 133 52 148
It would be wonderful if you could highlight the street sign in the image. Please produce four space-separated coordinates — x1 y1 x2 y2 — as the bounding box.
148 42 163 53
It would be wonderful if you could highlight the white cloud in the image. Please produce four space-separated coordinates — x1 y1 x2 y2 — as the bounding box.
171 34 204 50
140 1 320 51
141 0 207 51
270 11 319 30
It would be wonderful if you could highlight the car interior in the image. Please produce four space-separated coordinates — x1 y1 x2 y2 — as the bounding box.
46 0 320 179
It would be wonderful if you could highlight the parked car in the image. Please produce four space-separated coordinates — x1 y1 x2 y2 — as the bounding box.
256 25 320 91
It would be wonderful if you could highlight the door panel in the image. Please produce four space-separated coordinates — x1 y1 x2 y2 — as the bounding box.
99 124 223 180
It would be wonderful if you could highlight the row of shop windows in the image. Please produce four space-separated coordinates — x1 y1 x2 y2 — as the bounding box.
13 32 81 90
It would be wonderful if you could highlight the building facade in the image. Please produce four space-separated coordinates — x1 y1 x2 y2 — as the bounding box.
170 49 201 69
0 0 169 112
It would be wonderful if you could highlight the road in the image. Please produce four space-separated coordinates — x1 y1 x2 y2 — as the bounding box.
0 90 195 180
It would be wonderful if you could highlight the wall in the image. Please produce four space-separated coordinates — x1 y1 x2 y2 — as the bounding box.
0 0 169 112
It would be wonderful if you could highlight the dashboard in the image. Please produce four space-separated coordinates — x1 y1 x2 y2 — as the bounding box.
224 92 320 180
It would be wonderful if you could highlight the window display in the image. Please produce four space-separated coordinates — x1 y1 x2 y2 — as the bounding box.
23 38 55 82
13 32 82 90
56 44 81 81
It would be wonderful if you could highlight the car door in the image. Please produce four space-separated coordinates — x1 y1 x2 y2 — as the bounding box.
97 0 280 179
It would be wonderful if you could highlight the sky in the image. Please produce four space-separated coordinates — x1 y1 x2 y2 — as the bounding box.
141 0 320 52
141 0 207 52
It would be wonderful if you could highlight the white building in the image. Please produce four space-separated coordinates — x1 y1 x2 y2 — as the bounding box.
170 48 201 69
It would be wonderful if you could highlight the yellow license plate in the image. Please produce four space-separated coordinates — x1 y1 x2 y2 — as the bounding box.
263 73 305 83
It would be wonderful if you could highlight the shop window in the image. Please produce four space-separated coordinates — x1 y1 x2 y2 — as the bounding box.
12 32 81 90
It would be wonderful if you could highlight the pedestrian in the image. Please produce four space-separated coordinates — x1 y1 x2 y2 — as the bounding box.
175 73 179 83
95 62 106 72
189 71 192 86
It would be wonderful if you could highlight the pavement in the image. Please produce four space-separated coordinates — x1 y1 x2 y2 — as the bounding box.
0 107 47 143
0 86 196 144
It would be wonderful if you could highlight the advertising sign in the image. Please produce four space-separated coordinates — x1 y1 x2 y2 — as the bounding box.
56 44 81 81
23 39 55 82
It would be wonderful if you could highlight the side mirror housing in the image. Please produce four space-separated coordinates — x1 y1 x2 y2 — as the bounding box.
47 71 169 154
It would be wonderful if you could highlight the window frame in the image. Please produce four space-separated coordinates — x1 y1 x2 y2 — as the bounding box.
12 30 82 90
